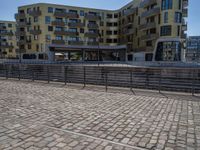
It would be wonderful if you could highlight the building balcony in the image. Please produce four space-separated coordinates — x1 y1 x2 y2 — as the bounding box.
139 22 156 30
182 8 188 17
85 14 101 20
123 21 133 27
0 44 14 49
28 10 42 17
0 31 13 36
52 21 65 26
52 40 65 45
123 8 137 16
141 33 159 41
17 39 27 45
16 49 26 53
54 11 79 18
54 30 79 36
85 32 99 37
182 23 187 31
0 26 6 30
15 13 26 19
141 7 160 18
183 0 188 8
87 23 99 29
123 28 135 35
181 33 187 39
68 22 85 28
29 29 42 35
87 41 99 45
140 0 157 8
68 40 84 45
15 31 26 36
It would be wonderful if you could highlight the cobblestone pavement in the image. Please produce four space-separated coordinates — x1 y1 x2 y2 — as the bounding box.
0 80 200 150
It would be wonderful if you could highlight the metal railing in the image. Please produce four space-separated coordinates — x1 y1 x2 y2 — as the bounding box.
0 64 199 95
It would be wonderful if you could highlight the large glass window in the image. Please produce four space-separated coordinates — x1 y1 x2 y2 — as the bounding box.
45 16 51 24
164 12 168 23
160 25 172 36
162 0 173 10
155 41 181 61
48 7 53 13
175 12 182 23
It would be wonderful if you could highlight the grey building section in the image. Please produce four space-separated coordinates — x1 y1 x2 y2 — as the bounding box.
186 36 200 62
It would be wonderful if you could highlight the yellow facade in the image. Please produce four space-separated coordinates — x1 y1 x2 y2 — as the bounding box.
15 0 188 59
0 21 17 58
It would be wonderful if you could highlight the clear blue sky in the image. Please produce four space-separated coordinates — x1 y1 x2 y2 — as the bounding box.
0 0 199 36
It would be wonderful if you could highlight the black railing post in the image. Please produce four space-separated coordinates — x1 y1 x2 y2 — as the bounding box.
159 69 161 93
47 66 50 83
64 66 68 85
5 65 8 79
18 64 21 80
105 70 108 92
32 68 34 81
130 70 133 91
192 69 195 96
83 66 86 88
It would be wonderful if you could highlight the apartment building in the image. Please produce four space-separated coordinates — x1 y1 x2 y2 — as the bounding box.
15 0 188 61
0 21 17 58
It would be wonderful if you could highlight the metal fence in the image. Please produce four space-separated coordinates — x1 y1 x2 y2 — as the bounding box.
0 64 200 95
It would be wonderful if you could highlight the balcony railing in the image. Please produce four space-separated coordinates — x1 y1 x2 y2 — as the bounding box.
123 28 135 35
54 30 79 36
52 40 65 45
87 23 99 29
68 41 84 45
0 31 13 36
30 29 42 35
15 31 26 36
85 14 101 20
17 22 28 27
183 0 188 8
87 41 99 45
123 8 137 16
140 0 157 8
52 21 65 26
54 11 79 18
16 49 26 53
68 22 85 28
0 44 14 49
28 10 42 17
141 7 160 18
141 33 159 41
85 32 99 37
182 8 188 17
0 26 6 30
15 13 26 19
139 22 156 30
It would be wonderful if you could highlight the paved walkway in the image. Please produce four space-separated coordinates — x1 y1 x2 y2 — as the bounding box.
0 80 200 150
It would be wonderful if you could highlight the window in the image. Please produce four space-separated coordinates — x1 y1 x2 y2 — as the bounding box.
34 35 38 40
48 26 53 31
164 12 168 23
28 44 31 49
55 27 63 31
177 25 180 36
46 35 51 40
56 36 63 40
68 28 77 32
48 7 53 13
160 25 172 36
146 41 152 47
80 28 84 33
162 0 173 10
34 17 38 22
8 24 12 28
175 12 182 23
80 10 84 16
100 22 104 26
45 16 51 24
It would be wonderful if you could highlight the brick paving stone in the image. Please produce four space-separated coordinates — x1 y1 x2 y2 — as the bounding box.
0 80 200 150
